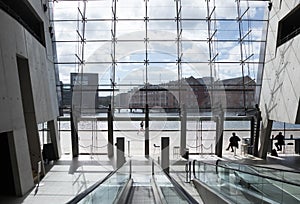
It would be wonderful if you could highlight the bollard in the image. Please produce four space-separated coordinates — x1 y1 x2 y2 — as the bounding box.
128 140 131 157
152 159 154 175
129 160 132 178
189 161 191 182
185 162 189 183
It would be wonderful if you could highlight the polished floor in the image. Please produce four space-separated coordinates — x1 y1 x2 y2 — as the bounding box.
1 147 300 204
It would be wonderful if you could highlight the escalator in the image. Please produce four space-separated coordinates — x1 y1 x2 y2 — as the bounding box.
192 160 300 204
67 159 198 204
127 186 155 204
217 160 300 203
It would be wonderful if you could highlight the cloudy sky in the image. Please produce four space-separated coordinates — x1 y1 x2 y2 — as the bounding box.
51 0 268 91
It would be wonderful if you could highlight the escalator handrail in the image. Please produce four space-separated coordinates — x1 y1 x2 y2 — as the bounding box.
193 160 300 188
152 159 199 204
66 161 130 204
164 171 199 204
216 159 300 187
216 159 300 174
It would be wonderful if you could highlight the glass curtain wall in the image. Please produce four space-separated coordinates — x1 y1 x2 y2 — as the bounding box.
50 0 268 156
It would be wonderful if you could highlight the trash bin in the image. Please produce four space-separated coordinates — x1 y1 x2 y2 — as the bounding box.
242 138 250 155
42 143 55 163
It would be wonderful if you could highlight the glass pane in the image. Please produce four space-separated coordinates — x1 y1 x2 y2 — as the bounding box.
85 21 112 41
117 0 145 19
86 1 112 19
116 20 145 40
148 0 175 19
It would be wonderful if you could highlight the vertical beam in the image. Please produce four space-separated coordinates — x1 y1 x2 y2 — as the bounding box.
161 137 170 173
116 137 125 169
145 104 149 157
206 0 217 105
175 0 183 105
236 0 249 111
180 104 187 156
108 104 114 157
70 111 79 157
111 0 117 109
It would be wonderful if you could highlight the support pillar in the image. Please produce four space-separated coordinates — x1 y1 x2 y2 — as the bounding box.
180 104 187 156
145 104 149 157
108 104 114 157
259 119 273 159
116 137 125 168
47 119 61 159
253 107 262 157
161 137 169 174
250 117 255 155
215 110 224 157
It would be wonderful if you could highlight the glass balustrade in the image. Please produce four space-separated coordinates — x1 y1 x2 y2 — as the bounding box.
193 160 300 203
77 161 131 204
217 160 300 186
152 161 190 204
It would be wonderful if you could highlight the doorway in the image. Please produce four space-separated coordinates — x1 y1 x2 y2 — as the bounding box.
0 132 16 195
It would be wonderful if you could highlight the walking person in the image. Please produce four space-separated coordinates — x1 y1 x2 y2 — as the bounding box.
137 121 144 134
226 132 241 152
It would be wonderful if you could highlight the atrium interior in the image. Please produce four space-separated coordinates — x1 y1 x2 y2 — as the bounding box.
0 0 300 203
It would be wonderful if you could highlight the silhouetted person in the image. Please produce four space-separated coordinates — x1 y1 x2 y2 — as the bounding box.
226 132 241 152
275 132 285 151
137 121 144 134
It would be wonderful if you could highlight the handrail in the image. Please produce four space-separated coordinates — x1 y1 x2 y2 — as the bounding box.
216 159 300 174
113 178 133 204
66 161 130 204
151 176 167 204
66 171 115 204
164 172 199 204
152 159 199 204
193 160 300 188
194 159 300 203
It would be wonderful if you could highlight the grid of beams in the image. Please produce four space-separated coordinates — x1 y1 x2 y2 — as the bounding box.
49 0 269 112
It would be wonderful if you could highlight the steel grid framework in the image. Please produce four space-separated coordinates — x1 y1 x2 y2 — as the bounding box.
49 0 269 112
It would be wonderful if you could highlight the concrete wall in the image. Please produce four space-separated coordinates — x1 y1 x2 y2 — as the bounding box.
0 0 58 195
260 0 300 124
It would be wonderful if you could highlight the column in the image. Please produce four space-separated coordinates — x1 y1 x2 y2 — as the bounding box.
180 104 187 156
145 104 149 157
